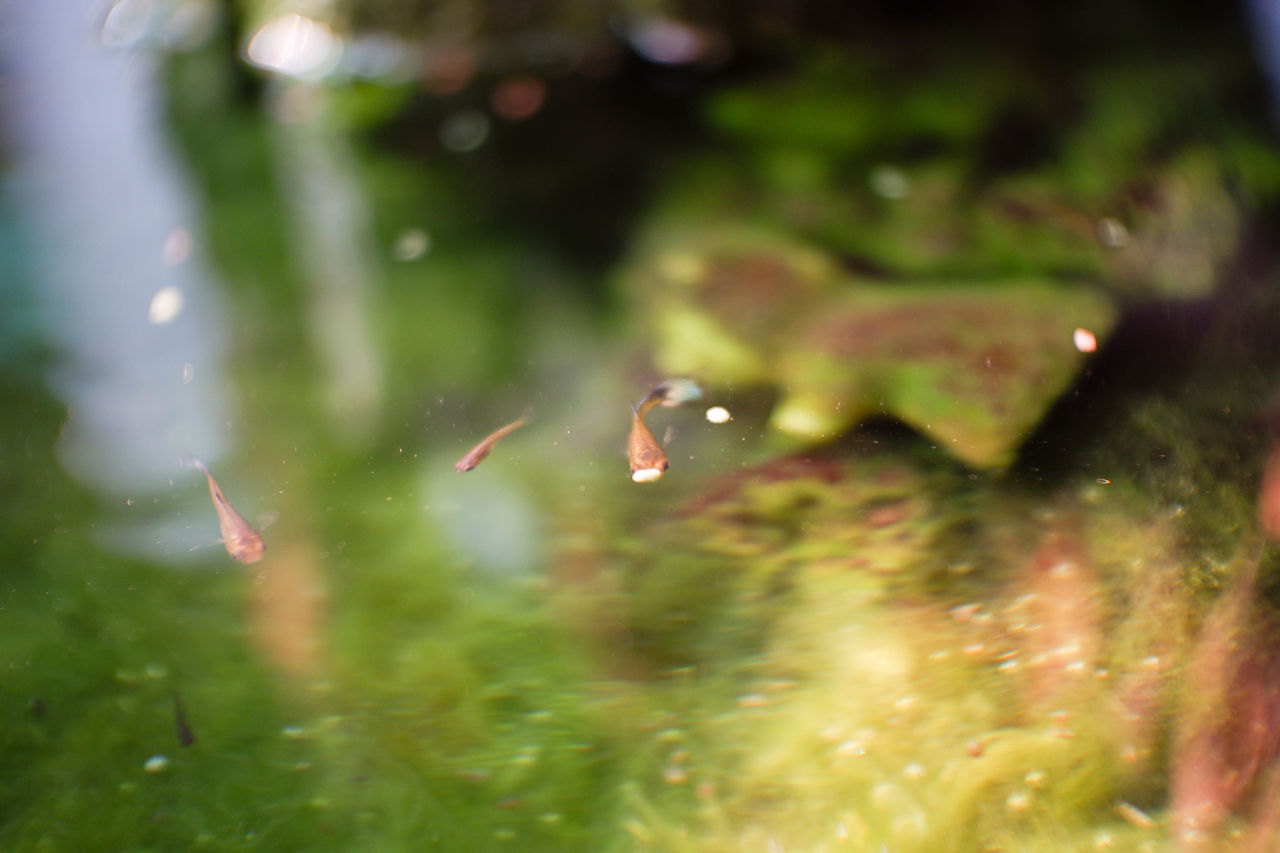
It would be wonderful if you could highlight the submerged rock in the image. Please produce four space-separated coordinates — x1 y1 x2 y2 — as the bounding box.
626 230 1115 467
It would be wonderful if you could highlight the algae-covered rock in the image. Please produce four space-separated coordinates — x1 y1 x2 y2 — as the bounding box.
772 281 1115 466
624 230 1115 467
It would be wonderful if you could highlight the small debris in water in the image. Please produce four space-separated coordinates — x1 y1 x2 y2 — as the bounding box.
737 693 768 708
1115 800 1156 829
835 739 866 756
282 726 307 739
705 406 732 423
1073 327 1098 353
144 755 170 773
1096 217 1130 248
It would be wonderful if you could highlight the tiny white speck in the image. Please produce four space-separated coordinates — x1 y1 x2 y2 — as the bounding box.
148 286 184 325
144 755 170 773
1073 327 1098 353
705 406 731 424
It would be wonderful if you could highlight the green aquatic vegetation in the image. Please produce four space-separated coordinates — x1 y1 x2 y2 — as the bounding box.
595 448 1230 850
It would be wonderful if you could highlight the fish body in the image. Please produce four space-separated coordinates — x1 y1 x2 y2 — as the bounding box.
628 379 702 483
455 414 530 473
185 457 266 564
628 412 669 482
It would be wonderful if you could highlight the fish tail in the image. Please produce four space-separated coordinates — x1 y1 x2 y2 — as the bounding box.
635 379 702 415
653 378 703 407
179 455 210 475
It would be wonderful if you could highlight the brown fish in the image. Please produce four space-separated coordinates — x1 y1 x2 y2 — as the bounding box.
628 379 702 483
628 410 669 483
185 457 266 564
455 412 530 473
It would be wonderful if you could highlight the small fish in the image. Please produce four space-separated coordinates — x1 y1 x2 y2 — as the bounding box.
183 456 266 564
455 411 530 473
173 694 196 747
628 379 702 483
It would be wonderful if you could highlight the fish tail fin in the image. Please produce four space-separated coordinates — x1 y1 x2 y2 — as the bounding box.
654 378 703 407
179 455 209 475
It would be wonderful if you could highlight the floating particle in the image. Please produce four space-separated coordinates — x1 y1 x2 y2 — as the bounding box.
869 165 911 199
144 755 170 773
705 406 731 424
148 286 184 325
835 739 866 756
282 726 306 739
903 762 924 780
1115 801 1156 829
440 109 490 153
1096 217 1130 248
1073 328 1098 353
737 693 767 708
1006 790 1031 811
392 228 431 261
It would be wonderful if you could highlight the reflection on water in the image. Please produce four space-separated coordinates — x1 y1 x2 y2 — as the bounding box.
6 0 233 548
5 2 1280 851
270 82 384 442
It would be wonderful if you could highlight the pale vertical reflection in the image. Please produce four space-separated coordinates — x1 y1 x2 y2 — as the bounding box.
270 83 384 441
249 539 329 679
4 1 232 513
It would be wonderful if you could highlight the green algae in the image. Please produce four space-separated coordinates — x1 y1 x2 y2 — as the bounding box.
6 8 1280 853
